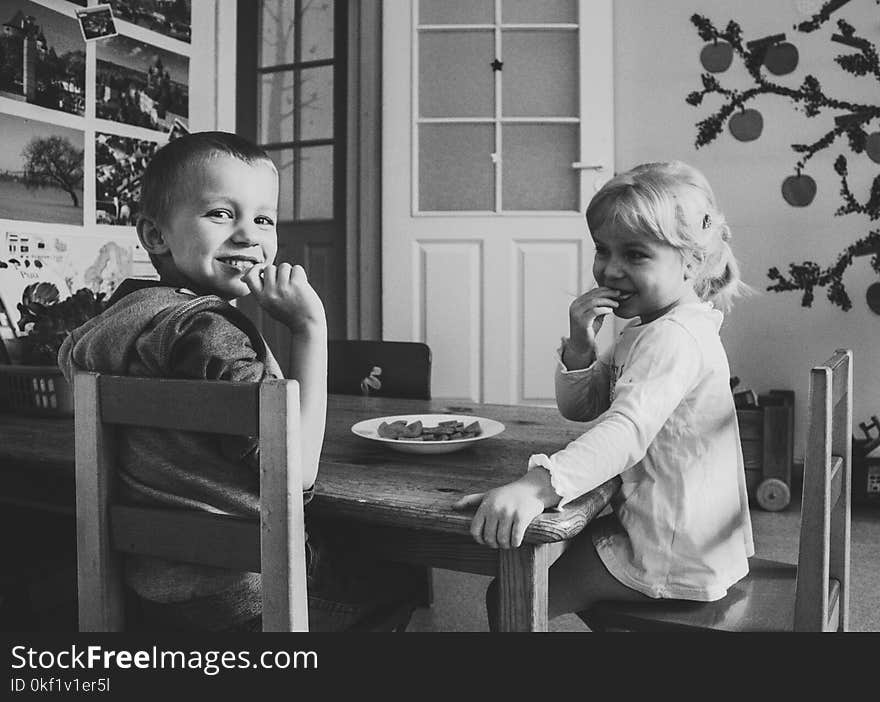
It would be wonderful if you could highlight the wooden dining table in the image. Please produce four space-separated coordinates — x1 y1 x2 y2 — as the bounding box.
0 394 620 631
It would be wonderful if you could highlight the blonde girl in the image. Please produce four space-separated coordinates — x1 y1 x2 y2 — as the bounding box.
455 161 755 629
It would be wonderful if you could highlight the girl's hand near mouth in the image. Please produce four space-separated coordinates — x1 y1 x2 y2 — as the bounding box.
564 286 620 370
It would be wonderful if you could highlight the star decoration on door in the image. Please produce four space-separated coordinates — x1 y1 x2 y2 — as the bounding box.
490 58 503 71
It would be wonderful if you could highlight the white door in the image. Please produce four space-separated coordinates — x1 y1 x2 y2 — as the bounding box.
382 0 614 404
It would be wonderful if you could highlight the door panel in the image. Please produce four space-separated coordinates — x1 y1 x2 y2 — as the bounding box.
516 240 584 402
418 240 483 399
382 0 614 403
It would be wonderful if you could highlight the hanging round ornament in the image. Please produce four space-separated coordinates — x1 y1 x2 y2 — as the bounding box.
781 171 816 207
763 41 799 75
729 108 763 142
867 282 880 315
700 41 733 72
866 131 880 164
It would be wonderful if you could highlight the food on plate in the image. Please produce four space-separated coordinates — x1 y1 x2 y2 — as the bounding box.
377 419 482 441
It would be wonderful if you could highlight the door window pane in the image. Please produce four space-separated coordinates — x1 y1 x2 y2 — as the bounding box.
260 72 295 144
298 66 334 141
502 30 578 117
415 7 581 212
502 124 578 210
419 0 494 25
260 0 334 66
420 124 494 211
300 0 334 61
296 145 334 220
260 67 332 143
419 31 494 118
267 147 296 220
260 0 297 66
501 0 577 23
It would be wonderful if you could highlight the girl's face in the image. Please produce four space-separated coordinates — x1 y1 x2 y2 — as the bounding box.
592 221 698 324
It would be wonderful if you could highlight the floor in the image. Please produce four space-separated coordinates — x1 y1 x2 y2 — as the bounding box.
407 489 880 632
2 488 879 632
0 506 78 632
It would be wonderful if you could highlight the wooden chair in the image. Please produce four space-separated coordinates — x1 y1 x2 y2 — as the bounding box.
327 339 435 609
586 349 852 632
74 371 309 631
328 340 431 399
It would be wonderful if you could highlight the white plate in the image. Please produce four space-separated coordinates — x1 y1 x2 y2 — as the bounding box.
351 414 505 454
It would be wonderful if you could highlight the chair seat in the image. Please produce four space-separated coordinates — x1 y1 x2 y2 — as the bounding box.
588 558 840 632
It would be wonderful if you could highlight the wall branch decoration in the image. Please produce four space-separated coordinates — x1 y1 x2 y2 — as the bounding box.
686 0 880 312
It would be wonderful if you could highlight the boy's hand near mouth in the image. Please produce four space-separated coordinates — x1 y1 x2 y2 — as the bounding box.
243 262 327 336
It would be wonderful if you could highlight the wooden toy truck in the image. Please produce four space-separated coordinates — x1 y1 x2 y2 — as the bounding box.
737 390 795 511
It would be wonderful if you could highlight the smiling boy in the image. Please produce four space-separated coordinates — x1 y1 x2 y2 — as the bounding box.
59 132 419 631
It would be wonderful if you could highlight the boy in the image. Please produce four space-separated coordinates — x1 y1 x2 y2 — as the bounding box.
59 132 418 631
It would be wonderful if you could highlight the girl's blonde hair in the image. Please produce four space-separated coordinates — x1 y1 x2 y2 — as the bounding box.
585 161 749 312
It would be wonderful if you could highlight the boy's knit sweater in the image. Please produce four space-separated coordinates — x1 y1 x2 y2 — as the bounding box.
58 278 311 603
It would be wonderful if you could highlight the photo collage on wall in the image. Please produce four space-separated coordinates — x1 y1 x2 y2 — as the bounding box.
0 0 192 316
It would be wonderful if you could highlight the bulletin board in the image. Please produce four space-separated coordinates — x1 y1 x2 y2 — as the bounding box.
0 0 209 332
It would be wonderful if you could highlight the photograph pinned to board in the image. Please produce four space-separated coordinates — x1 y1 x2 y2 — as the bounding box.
168 117 189 142
75 4 118 41
0 113 84 226
95 132 160 225
106 0 191 43
95 33 189 133
0 1 86 116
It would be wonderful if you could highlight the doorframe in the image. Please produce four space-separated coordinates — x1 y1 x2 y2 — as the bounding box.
345 0 383 340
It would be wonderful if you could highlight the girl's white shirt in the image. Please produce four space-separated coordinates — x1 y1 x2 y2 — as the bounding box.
529 301 755 601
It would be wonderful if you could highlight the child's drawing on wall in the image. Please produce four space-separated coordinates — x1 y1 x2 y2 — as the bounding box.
0 232 133 310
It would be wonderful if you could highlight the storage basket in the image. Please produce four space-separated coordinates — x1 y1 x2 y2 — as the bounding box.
0 365 73 417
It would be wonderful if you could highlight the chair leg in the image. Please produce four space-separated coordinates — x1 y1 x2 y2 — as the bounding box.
416 566 434 608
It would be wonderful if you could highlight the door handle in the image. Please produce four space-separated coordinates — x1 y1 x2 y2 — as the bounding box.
571 162 605 171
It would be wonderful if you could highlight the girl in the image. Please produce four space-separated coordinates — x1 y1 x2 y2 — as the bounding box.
454 161 755 629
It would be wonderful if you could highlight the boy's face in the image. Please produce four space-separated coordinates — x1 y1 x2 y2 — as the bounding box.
592 222 697 324
154 154 279 300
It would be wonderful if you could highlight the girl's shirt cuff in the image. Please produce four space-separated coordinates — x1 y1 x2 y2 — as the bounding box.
557 337 603 375
527 453 568 511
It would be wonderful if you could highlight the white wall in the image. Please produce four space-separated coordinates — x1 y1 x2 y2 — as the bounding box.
613 0 879 460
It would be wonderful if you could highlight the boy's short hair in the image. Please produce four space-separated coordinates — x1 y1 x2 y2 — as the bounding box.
139 132 276 269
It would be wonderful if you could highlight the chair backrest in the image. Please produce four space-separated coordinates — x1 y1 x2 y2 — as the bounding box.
73 370 307 632
794 348 852 631
328 340 431 399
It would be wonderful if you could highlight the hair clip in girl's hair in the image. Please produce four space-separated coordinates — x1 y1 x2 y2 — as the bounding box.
702 213 712 230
